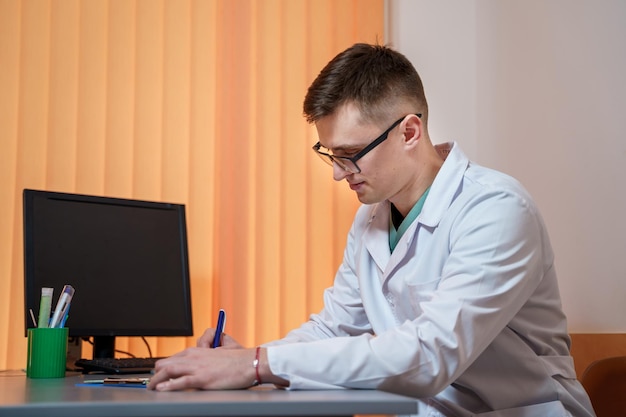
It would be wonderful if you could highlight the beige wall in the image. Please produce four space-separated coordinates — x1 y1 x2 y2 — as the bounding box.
388 0 626 331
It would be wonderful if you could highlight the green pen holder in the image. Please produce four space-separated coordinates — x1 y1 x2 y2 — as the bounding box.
26 327 68 378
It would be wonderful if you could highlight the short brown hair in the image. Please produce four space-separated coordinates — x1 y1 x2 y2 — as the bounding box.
303 43 428 125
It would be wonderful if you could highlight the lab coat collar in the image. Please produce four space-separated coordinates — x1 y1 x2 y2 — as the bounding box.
363 202 392 274
362 141 469 273
419 141 470 228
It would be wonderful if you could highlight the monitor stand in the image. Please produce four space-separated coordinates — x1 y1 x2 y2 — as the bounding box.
66 336 83 371
92 336 116 358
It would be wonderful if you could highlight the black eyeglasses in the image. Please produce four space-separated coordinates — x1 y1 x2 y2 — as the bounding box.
312 114 421 174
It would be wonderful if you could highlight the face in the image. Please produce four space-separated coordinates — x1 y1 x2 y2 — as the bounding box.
315 104 410 205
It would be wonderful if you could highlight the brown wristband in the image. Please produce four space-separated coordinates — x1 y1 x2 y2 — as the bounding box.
252 346 262 386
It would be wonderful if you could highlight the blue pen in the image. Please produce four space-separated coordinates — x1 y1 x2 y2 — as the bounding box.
49 285 75 328
60 303 71 328
212 309 226 348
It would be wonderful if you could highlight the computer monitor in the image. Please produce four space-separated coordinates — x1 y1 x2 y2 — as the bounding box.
23 189 193 359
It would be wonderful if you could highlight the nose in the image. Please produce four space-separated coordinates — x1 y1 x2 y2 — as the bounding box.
332 161 350 181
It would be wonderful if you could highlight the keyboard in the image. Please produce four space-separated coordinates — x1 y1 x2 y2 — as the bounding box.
75 357 164 374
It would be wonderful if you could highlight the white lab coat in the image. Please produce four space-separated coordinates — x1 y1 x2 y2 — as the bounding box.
266 142 596 417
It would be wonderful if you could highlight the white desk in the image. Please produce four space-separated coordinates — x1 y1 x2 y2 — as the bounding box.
0 373 417 417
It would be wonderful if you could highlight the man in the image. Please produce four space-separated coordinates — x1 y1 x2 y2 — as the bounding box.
148 43 595 417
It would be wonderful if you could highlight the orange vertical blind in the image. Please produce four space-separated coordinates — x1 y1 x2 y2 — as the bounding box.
0 0 384 370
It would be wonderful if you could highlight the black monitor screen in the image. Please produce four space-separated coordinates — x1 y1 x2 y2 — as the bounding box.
23 189 193 358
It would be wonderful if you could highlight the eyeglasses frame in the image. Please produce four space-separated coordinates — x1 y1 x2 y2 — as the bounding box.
312 113 422 174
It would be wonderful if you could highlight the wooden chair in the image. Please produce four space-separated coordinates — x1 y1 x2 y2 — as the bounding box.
580 356 626 417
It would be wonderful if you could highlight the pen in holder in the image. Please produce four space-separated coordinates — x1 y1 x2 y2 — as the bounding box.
26 327 68 378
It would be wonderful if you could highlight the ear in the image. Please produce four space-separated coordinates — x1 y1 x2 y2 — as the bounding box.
402 114 422 148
